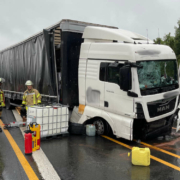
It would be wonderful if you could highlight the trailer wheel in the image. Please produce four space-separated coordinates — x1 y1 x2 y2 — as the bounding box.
93 119 111 135
5 98 13 110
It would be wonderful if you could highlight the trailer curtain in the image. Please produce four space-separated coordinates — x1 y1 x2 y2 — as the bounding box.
0 34 57 96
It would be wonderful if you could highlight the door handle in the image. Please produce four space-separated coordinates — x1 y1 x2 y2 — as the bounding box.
104 101 109 107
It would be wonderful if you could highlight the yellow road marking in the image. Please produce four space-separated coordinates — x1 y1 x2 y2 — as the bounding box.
102 135 180 171
140 141 180 159
102 135 132 150
150 155 180 171
0 120 39 180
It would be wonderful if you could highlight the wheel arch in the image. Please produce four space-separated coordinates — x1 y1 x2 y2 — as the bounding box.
78 106 115 134
83 115 114 134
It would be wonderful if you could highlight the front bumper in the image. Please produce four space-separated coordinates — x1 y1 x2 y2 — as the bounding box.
133 109 179 140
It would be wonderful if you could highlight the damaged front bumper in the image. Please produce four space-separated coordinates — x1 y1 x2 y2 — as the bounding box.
133 109 179 140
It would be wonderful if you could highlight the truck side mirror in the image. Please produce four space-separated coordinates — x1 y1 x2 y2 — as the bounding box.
119 65 132 91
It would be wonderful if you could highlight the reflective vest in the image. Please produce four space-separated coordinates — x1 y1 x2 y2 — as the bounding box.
0 90 5 107
22 89 41 110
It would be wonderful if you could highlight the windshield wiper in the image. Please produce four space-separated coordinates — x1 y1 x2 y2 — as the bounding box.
141 84 178 95
160 84 178 91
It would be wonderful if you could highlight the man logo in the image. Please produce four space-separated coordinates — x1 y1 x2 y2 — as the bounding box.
157 105 170 112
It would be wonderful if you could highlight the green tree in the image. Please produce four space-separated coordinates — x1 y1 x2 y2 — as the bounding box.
163 33 175 52
153 37 164 44
174 19 180 65
153 19 180 66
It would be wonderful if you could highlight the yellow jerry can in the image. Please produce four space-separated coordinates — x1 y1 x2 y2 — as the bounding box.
128 147 150 166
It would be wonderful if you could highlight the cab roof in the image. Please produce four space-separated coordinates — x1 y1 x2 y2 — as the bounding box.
83 26 153 44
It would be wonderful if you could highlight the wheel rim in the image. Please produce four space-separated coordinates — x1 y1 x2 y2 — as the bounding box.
93 120 104 135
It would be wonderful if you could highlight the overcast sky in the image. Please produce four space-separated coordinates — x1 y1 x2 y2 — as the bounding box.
0 0 179 50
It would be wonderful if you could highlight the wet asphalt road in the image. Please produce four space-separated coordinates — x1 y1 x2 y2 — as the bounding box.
1 108 180 180
0 109 42 180
41 133 180 180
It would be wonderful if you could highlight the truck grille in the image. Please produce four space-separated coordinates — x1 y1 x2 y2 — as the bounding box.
147 96 176 118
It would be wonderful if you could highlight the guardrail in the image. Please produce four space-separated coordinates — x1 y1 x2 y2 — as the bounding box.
3 90 58 98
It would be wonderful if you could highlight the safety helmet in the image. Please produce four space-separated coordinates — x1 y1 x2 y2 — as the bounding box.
25 80 33 86
0 78 5 83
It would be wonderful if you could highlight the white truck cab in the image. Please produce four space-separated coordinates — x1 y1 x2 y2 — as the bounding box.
70 26 179 140
0 19 177 141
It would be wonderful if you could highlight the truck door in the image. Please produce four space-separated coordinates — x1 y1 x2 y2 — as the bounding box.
104 62 133 115
43 29 58 97
85 59 105 109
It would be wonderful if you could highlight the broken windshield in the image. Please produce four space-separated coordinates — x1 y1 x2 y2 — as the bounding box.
137 60 178 90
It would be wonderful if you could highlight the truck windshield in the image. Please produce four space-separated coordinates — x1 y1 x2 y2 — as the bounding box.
137 60 178 94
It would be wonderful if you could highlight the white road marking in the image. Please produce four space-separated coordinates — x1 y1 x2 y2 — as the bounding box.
12 110 61 180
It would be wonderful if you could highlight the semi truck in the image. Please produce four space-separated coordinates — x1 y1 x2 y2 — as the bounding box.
0 19 179 140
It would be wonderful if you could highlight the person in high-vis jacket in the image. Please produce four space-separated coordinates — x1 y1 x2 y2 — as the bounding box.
21 80 41 121
0 78 5 118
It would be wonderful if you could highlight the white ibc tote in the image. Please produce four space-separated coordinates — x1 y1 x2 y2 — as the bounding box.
27 105 69 138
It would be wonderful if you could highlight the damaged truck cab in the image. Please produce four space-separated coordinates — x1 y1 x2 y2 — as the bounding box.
71 26 179 140
0 19 178 141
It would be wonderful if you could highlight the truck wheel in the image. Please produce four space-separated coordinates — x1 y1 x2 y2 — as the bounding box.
93 119 111 135
5 98 13 110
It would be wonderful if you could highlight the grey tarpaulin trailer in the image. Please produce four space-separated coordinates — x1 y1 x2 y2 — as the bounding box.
0 19 117 109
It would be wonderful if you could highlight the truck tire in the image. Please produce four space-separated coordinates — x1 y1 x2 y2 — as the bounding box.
93 119 112 135
5 98 14 110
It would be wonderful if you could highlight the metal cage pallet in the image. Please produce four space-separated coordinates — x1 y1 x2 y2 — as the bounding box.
27 104 69 138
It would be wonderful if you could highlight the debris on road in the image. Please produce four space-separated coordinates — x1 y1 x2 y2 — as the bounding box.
3 121 26 130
